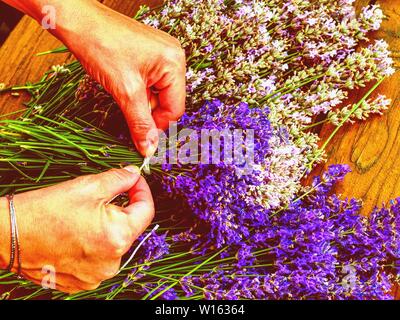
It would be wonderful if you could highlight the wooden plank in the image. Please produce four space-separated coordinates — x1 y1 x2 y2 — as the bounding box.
0 3 23 45
0 17 71 115
0 0 160 115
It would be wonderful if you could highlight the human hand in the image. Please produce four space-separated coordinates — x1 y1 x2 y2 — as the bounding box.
0 166 155 293
55 0 187 157
5 0 186 157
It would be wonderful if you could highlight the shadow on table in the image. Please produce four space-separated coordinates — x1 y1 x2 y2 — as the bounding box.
0 2 23 46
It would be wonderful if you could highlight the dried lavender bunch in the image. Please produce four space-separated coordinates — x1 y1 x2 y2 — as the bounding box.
67 0 395 165
140 0 394 164
327 93 391 125
57 0 393 209
162 99 305 246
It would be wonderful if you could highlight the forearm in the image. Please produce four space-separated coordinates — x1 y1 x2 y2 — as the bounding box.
0 197 10 270
1 0 107 46
2 0 91 21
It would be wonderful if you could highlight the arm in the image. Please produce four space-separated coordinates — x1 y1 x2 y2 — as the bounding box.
2 0 186 157
0 167 155 293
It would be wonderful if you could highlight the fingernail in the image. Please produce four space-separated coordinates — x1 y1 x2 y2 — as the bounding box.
124 166 140 174
138 139 158 158
147 139 158 157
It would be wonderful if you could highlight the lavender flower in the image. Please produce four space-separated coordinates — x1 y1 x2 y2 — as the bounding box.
173 167 400 300
142 0 394 171
162 100 305 246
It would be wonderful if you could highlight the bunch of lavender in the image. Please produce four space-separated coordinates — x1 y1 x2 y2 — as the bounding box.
162 99 304 245
158 165 400 300
64 0 394 203
0 0 391 207
141 0 394 164
151 98 400 299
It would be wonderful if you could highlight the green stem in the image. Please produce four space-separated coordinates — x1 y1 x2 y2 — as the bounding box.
307 78 384 169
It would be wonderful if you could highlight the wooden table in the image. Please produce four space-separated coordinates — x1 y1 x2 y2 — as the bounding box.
0 0 399 297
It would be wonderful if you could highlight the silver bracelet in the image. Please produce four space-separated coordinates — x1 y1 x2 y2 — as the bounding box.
6 194 21 276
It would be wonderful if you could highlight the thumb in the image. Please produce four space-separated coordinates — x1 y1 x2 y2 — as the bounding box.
94 166 142 201
123 175 155 238
121 82 159 157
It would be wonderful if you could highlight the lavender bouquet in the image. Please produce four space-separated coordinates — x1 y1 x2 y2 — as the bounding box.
0 0 398 300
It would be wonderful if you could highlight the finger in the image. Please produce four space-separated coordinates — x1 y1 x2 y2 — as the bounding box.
122 81 159 157
24 260 120 286
94 166 141 201
123 176 155 239
21 272 95 294
56 285 82 295
152 70 186 130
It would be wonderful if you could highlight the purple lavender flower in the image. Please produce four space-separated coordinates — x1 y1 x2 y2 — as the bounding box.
143 285 178 300
139 232 170 262
163 166 400 300
162 100 273 246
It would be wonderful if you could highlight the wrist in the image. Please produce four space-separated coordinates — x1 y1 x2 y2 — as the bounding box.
0 197 10 270
47 0 110 49
4 0 101 42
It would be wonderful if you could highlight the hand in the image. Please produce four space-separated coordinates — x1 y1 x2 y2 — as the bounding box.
56 1 187 157
0 167 155 294
3 0 186 156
